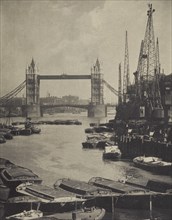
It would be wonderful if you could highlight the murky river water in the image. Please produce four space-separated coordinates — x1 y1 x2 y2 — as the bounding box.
0 112 172 219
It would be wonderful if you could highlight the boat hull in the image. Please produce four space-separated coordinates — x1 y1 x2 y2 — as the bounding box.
42 207 105 220
4 196 86 217
133 158 172 176
88 177 172 211
103 152 121 160
92 193 172 212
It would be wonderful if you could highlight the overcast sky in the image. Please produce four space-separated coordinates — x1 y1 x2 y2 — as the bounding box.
0 0 171 103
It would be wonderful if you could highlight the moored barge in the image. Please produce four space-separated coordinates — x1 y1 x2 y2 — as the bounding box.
88 177 172 210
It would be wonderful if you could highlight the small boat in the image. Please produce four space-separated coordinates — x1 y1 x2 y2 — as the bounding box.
73 120 82 125
82 139 114 149
6 209 43 219
38 207 105 220
10 127 21 136
133 156 172 175
19 128 32 136
85 128 94 133
1 166 42 189
103 145 121 160
87 133 114 141
82 139 99 149
94 126 114 133
0 132 13 140
31 127 41 134
4 195 46 216
89 123 98 127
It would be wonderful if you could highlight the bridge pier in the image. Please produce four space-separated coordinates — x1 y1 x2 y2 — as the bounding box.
26 104 41 118
21 104 41 118
88 103 107 117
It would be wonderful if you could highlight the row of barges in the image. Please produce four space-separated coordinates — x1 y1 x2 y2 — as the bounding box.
0 158 172 219
0 158 105 219
12 119 82 126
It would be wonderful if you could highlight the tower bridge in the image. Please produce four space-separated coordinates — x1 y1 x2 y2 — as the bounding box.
24 58 116 117
0 58 118 118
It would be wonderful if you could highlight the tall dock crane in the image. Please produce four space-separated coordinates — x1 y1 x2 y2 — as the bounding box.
123 31 130 103
118 63 122 104
137 4 164 120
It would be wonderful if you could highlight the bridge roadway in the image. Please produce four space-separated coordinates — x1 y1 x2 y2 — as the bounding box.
41 103 115 109
0 103 115 108
41 104 89 109
38 74 91 80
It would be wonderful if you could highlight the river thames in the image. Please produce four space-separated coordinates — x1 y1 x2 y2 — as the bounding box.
0 112 172 219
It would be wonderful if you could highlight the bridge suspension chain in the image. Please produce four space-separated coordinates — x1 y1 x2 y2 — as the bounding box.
102 79 119 96
0 80 26 105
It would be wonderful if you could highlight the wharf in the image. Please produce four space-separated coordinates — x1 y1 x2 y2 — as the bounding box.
118 136 172 162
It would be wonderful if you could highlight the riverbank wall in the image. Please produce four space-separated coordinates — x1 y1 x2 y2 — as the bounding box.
118 137 172 162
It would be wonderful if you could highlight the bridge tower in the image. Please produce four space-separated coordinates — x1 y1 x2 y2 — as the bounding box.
25 58 41 117
91 58 104 104
88 59 107 117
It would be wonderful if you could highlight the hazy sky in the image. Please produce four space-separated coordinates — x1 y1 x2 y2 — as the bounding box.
0 0 171 103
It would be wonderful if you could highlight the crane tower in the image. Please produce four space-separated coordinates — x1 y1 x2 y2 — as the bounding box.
155 38 161 76
123 31 130 103
142 4 156 81
139 4 163 119
118 63 122 104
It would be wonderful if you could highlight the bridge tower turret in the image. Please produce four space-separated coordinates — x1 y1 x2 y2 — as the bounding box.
25 58 40 117
88 59 107 117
